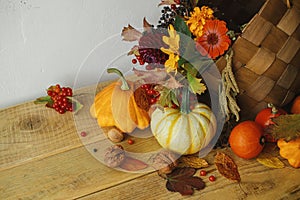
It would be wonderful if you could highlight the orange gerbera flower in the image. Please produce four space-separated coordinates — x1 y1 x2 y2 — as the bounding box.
195 19 231 59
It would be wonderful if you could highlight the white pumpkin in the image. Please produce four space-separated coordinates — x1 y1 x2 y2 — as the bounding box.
151 103 217 155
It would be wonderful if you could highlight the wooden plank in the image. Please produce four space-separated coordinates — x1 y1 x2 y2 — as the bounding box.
0 102 82 170
0 146 152 200
80 148 300 200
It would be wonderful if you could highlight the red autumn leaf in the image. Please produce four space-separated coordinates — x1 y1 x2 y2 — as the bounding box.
166 167 205 195
119 157 148 171
121 24 142 42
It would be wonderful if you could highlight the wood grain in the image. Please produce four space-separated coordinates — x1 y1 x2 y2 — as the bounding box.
80 148 300 200
1 82 300 200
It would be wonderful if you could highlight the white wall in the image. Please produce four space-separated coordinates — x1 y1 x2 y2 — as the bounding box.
0 0 161 108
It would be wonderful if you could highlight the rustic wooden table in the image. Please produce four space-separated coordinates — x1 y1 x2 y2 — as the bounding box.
1 85 300 200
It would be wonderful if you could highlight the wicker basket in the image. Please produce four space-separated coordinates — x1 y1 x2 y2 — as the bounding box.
216 0 300 120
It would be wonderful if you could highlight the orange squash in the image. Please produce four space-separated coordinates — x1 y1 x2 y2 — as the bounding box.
90 68 150 133
277 137 300 168
291 96 300 114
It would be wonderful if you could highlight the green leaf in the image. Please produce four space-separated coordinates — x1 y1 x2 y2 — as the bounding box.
34 96 52 104
67 97 83 114
174 16 191 37
158 87 178 107
268 114 300 142
187 72 206 95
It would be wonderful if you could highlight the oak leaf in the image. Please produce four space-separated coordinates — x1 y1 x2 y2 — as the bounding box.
166 167 205 195
214 152 241 182
121 24 142 42
268 114 300 142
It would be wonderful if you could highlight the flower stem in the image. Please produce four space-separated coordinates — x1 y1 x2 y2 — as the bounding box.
107 68 130 90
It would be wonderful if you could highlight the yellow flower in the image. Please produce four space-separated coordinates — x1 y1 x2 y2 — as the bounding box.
161 24 180 73
161 24 180 54
164 53 179 73
186 6 214 38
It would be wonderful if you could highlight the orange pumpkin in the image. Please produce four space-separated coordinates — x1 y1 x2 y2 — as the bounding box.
90 68 150 133
229 121 265 159
291 96 300 114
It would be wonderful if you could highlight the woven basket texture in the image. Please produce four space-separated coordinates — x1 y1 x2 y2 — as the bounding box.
216 0 300 119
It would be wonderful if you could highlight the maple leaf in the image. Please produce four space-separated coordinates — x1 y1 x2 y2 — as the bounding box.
214 152 241 182
166 167 205 196
187 72 206 95
268 114 300 142
121 24 142 42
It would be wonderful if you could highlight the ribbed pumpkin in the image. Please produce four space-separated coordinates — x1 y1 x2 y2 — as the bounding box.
151 101 217 155
90 68 150 133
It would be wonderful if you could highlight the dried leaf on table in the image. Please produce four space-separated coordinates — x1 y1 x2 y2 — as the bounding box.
214 152 241 182
267 114 300 142
119 157 148 171
166 167 205 196
178 156 209 169
256 156 285 169
121 24 142 42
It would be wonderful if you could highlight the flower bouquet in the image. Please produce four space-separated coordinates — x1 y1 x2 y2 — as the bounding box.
90 0 244 157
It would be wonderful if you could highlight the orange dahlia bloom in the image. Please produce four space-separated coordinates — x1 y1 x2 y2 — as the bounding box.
196 19 231 59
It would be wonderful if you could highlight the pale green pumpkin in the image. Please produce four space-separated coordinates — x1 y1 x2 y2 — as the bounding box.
151 103 217 155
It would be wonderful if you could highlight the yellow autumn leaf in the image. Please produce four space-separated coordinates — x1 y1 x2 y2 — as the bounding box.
256 156 285 169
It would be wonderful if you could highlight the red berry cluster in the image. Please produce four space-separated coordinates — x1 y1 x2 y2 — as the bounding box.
132 55 145 66
46 84 73 114
140 84 160 105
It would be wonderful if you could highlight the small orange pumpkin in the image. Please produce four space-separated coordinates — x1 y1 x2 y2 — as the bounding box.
291 96 300 114
90 68 150 133
229 121 265 159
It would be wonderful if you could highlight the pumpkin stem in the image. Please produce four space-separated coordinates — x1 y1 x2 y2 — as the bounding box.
180 87 191 114
267 103 278 114
107 68 130 90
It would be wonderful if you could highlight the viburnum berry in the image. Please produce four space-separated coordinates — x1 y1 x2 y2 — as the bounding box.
199 170 207 176
209 175 216 182
127 139 134 145
132 59 137 64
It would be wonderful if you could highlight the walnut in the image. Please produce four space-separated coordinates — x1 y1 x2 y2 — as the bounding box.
104 145 125 168
151 150 179 174
107 128 124 143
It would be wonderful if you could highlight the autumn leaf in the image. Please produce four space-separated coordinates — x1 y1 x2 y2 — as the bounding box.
187 72 206 95
143 17 153 32
268 114 300 142
178 156 209 169
214 152 241 182
166 167 205 195
157 87 179 107
256 156 285 169
119 157 148 171
132 68 168 84
158 0 178 6
121 24 142 42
